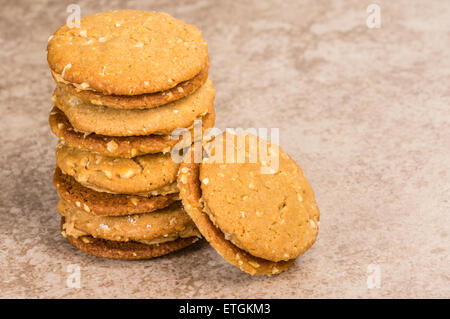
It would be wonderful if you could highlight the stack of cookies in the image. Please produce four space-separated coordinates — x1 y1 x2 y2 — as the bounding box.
47 10 215 260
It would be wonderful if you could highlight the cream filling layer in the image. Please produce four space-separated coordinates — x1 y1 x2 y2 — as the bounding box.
81 181 179 197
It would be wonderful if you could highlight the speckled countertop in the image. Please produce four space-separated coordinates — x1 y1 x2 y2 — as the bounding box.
0 0 449 298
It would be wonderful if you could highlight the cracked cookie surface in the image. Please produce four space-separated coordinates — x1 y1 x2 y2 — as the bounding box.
47 10 209 95
56 144 180 195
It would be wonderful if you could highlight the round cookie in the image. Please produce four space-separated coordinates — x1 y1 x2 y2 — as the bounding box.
199 132 320 262
62 218 199 260
177 150 295 276
49 104 216 157
52 79 214 137
56 144 179 195
55 61 209 109
58 200 200 243
54 167 179 216
47 10 209 95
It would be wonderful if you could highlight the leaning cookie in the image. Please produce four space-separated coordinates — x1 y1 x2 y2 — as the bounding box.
54 167 179 216
49 104 215 158
177 132 320 275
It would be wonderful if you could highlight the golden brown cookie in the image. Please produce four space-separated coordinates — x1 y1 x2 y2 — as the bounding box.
58 200 200 244
55 61 209 109
52 79 214 137
56 145 179 195
177 150 295 275
54 167 178 216
47 10 209 95
62 218 199 260
199 132 320 262
49 104 215 158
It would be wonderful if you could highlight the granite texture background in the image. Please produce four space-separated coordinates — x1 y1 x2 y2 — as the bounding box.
0 0 449 298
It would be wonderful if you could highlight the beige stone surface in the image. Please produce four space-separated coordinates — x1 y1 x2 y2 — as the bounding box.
0 0 449 298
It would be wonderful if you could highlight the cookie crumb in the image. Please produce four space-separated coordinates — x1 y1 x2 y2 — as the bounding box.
181 167 189 174
130 197 139 206
127 216 136 224
106 140 118 152
103 170 112 179
120 169 135 179
179 174 188 184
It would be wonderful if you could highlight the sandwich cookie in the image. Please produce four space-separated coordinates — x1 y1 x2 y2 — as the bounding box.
56 145 179 195
54 167 179 216
59 201 201 260
49 103 216 158
47 10 209 95
58 200 199 244
64 229 199 260
51 79 215 137
177 132 320 275
54 61 209 109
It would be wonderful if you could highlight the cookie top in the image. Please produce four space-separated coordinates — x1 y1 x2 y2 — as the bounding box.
199 132 320 262
56 144 179 195
62 217 199 260
54 167 178 216
55 60 209 109
177 150 295 275
52 79 214 136
49 104 215 157
58 200 200 243
47 10 208 95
